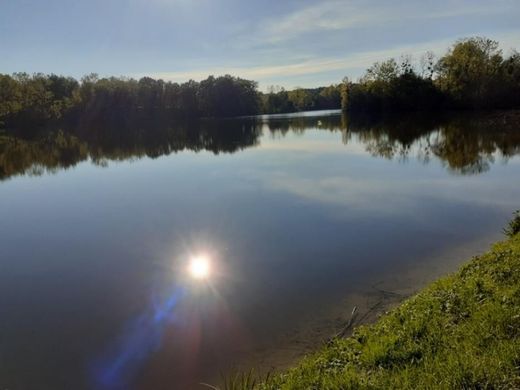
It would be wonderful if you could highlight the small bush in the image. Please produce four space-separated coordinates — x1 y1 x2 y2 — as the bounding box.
504 210 520 237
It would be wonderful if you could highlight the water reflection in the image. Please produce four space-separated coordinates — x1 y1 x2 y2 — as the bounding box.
1 111 519 180
1 110 520 390
343 113 520 175
0 117 261 180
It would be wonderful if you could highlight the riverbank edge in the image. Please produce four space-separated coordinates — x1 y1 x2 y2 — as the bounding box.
227 216 520 389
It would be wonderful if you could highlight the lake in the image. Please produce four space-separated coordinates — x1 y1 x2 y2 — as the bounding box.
1 110 519 389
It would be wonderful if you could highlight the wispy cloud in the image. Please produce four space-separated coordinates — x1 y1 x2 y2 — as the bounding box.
134 41 443 82
252 0 517 45
3 0 519 86
266 172 520 214
133 29 520 88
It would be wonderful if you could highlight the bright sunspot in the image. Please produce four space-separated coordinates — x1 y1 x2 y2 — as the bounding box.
188 255 211 280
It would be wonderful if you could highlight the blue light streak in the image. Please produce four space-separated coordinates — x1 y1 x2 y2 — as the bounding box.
91 287 186 389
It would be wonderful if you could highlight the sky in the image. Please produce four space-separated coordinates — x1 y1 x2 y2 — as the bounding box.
1 0 519 90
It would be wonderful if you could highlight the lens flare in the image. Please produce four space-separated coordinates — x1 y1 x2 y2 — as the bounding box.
188 255 210 279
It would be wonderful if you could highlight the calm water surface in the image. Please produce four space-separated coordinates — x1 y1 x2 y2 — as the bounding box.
1 110 519 389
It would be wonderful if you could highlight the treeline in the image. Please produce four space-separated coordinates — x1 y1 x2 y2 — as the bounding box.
0 70 341 129
343 37 520 112
259 85 341 114
0 74 261 127
1 36 519 124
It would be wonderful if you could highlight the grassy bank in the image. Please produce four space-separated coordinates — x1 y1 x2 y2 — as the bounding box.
222 212 520 389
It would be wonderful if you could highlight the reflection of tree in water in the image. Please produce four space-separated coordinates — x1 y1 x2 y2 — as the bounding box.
0 130 88 179
340 113 440 163
1 111 519 180
77 116 261 162
336 112 520 175
0 116 261 180
432 126 495 175
263 111 520 174
263 114 345 135
431 115 520 174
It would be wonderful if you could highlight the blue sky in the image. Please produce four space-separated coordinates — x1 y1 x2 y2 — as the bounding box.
1 0 519 90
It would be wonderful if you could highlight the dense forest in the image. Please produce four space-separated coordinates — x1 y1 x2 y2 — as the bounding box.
0 74 261 126
342 37 520 112
0 71 341 128
260 84 341 114
1 37 519 129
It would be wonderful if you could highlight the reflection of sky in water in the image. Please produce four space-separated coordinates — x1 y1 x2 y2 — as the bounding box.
0 116 519 389
257 128 520 214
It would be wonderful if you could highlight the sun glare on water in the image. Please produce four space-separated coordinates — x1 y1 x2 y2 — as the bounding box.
188 255 211 280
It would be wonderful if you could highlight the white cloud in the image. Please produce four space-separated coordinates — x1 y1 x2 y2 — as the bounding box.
253 0 517 45
132 29 520 88
134 42 438 82
265 172 520 214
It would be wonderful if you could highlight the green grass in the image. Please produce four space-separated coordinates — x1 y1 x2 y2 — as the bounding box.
223 221 520 389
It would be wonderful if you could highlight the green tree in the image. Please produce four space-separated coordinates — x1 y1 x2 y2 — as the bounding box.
288 88 313 111
436 37 503 108
0 74 23 118
318 84 341 109
340 77 350 111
